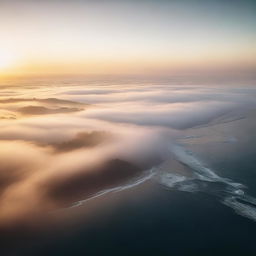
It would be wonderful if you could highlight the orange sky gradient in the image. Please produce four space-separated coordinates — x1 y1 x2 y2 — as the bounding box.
0 0 255 77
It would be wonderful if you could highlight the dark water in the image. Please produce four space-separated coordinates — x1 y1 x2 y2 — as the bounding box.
13 183 256 256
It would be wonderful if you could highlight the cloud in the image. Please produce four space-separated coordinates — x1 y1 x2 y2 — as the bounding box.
39 131 111 152
0 97 87 117
0 124 166 226
17 105 83 115
84 101 241 129
61 86 256 105
0 83 255 229
0 97 85 106
45 159 142 206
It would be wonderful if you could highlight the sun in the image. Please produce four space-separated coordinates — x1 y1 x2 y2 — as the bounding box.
0 51 16 70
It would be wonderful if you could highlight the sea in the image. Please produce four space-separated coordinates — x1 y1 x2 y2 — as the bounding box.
0 75 256 255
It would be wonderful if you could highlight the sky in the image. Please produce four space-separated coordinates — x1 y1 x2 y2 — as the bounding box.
0 0 255 76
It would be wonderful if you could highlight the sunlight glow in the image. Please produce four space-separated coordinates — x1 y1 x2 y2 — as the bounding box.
0 50 17 70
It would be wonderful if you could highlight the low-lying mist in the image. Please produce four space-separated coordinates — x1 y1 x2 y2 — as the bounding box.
0 80 256 228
